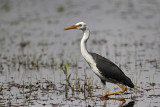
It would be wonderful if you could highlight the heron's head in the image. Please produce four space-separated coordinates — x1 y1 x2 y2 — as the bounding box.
64 22 87 31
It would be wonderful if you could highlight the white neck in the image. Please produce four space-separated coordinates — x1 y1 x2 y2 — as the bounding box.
80 27 90 59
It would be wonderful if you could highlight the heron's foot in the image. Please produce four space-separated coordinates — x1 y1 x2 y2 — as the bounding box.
101 92 115 98
100 94 109 99
100 88 109 99
102 84 126 97
101 89 110 99
102 90 126 96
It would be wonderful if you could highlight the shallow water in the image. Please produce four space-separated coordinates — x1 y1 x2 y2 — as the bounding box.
0 0 160 106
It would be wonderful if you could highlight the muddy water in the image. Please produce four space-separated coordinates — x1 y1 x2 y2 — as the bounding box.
0 0 160 106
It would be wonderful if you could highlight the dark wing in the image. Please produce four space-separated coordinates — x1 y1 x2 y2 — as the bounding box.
90 52 134 88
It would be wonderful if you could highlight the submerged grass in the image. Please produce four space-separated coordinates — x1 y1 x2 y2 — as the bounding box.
56 61 96 98
0 83 3 92
57 5 64 13
0 50 98 103
0 0 10 12
1 53 59 72
0 49 156 106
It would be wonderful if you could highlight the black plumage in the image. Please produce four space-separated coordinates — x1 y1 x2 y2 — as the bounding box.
90 52 134 88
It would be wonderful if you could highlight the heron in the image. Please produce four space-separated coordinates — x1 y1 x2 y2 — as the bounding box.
64 22 134 98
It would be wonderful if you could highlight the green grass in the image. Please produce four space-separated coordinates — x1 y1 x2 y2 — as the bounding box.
57 61 72 86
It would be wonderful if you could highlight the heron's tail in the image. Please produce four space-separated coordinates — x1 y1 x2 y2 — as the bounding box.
124 77 134 88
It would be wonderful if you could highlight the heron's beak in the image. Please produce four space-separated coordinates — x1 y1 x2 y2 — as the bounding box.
64 25 80 30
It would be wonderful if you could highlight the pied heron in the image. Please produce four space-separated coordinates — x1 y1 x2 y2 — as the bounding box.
64 22 134 98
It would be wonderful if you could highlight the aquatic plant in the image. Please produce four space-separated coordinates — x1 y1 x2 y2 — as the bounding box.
57 61 71 86
57 6 64 13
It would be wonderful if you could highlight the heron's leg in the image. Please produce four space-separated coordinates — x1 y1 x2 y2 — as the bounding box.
104 88 107 94
102 83 126 97
101 80 108 98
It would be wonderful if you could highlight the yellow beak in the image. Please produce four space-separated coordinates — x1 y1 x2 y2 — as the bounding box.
64 25 80 30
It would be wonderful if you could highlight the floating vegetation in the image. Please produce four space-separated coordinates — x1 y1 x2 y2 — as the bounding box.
10 20 20 25
57 5 64 13
0 0 10 12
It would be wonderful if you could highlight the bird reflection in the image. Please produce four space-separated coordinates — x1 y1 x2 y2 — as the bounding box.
102 97 135 107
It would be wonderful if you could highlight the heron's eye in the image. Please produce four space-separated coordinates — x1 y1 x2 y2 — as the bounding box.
79 24 82 27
